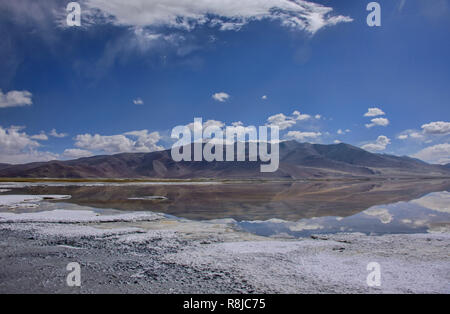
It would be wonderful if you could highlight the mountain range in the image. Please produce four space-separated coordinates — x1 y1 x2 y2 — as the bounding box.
0 141 449 179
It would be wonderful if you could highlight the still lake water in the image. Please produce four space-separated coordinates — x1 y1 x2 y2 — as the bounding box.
1 179 449 237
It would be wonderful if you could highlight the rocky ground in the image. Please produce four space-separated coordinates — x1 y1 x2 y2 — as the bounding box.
0 205 449 294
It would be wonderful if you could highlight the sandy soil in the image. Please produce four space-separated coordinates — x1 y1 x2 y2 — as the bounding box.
0 207 448 294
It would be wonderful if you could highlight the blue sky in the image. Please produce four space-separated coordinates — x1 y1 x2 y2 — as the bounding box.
0 0 449 164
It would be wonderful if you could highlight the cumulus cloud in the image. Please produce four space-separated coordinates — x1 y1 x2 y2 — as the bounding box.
30 132 48 141
261 95 268 100
133 98 144 105
63 149 94 159
411 143 450 165
267 113 296 130
266 110 312 130
0 89 33 108
49 129 68 138
364 107 385 117
421 121 450 135
292 110 311 121
0 150 58 164
74 133 137 153
181 119 281 145
75 130 163 154
337 129 350 135
0 126 39 153
0 125 57 164
80 0 352 35
212 92 230 102
396 129 426 141
361 135 391 152
365 117 389 128
285 131 321 142
186 119 225 134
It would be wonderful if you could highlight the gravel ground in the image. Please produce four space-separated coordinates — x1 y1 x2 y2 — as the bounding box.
0 208 449 294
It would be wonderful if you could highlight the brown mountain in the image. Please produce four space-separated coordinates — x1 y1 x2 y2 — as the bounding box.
0 141 448 179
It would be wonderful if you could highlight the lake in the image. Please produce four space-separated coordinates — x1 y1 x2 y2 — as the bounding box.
1 179 449 237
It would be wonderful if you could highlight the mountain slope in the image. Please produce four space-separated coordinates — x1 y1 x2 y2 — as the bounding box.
0 141 448 179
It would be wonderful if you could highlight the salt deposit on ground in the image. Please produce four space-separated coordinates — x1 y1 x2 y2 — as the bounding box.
0 195 71 209
0 194 448 293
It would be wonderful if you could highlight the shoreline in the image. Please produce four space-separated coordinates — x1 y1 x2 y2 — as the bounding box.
1 176 450 184
0 208 448 294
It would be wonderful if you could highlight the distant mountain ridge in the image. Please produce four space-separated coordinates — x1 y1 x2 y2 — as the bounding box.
0 163 10 170
0 141 448 179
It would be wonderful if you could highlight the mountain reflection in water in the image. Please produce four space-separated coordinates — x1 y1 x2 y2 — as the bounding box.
5 179 450 222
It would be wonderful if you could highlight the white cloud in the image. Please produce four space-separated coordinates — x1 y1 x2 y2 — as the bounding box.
0 89 33 108
186 119 226 133
314 114 321 119
411 143 450 165
410 132 425 139
364 107 385 117
30 132 48 141
203 120 225 129
334 140 342 144
261 95 268 100
133 98 144 105
361 135 391 152
337 129 350 135
0 151 58 164
421 121 450 135
212 92 230 102
75 130 163 154
0 126 39 153
63 149 94 159
267 113 296 130
396 129 426 141
292 110 311 121
286 131 321 142
365 117 390 128
267 110 312 130
74 134 136 153
49 129 68 138
0 126 57 164
81 0 352 35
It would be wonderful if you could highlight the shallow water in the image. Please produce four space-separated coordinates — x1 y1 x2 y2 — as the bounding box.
236 191 450 237
1 179 449 237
